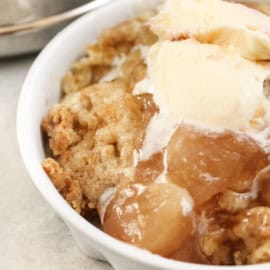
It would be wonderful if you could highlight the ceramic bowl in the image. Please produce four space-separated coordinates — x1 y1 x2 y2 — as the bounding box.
17 0 270 269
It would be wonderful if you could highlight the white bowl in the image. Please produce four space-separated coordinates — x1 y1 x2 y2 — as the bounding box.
17 0 270 269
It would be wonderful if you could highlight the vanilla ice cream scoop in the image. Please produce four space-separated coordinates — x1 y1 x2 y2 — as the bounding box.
147 39 269 130
150 0 270 60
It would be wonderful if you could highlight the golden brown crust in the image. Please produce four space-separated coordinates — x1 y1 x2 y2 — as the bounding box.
42 80 145 211
61 18 157 95
42 107 82 156
198 196 270 265
42 158 83 212
120 49 147 91
42 16 156 212
42 18 157 212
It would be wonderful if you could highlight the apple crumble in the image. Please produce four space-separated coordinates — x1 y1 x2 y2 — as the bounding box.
42 0 270 266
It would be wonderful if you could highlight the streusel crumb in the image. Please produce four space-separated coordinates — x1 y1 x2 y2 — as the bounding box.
42 18 157 212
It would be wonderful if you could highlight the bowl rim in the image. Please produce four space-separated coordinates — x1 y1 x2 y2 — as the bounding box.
16 0 270 269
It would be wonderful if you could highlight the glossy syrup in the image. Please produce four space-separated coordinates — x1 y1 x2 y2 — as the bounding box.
101 95 270 264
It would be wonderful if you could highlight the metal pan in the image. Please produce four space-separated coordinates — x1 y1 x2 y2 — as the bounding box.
0 0 112 57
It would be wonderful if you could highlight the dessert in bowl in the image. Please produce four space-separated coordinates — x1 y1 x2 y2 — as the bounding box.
17 0 270 268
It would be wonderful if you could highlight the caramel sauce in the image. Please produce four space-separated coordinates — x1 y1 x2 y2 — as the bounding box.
102 96 270 265
167 124 269 205
171 234 210 264
104 182 193 257
134 93 159 151
135 152 164 184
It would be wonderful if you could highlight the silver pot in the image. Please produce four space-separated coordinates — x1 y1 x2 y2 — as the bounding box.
0 0 112 57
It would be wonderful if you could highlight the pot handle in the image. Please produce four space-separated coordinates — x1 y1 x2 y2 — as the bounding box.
0 0 113 35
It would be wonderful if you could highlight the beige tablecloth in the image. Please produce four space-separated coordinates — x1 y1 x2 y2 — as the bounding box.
0 56 112 270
